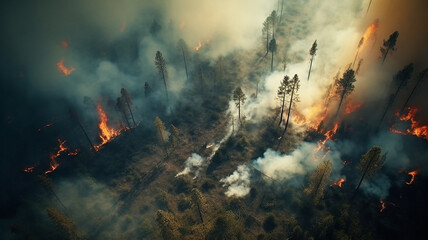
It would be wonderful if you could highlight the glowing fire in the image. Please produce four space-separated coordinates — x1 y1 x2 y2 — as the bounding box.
120 21 126 32
406 170 419 185
56 59 75 76
24 166 36 173
361 20 379 49
390 107 428 140
345 102 363 114
45 138 68 174
330 177 345 188
342 160 352 165
94 104 123 151
380 200 386 212
67 148 79 156
314 123 339 153
61 40 68 48
194 41 202 51
38 123 54 132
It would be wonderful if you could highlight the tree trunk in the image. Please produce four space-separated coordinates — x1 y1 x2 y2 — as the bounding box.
335 91 346 118
182 47 189 82
279 0 284 23
378 81 404 129
271 50 274 72
238 101 241 123
277 81 296 148
352 153 376 200
307 55 314 81
124 98 136 126
278 92 286 126
401 71 426 113
352 48 360 69
366 0 373 14
382 47 390 65
78 122 95 151
161 70 169 104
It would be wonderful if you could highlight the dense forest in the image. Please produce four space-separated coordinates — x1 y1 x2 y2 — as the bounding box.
1 0 428 239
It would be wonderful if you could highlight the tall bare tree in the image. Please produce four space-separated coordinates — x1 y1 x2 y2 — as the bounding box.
378 63 413 128
155 51 169 103
401 68 428 113
177 39 189 82
305 160 332 204
352 37 364 68
307 40 318 81
335 69 356 117
120 88 136 126
380 31 399 64
278 74 300 145
233 87 246 123
277 75 291 126
262 17 272 55
353 146 384 200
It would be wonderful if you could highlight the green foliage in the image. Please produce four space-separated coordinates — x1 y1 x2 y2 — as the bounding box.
336 69 356 98
46 208 85 240
358 146 383 177
206 211 245 240
233 87 246 108
305 160 332 204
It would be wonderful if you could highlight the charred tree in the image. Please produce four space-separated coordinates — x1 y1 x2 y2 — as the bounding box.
116 97 131 128
378 63 413 128
69 107 95 150
304 160 332 204
352 37 364 68
366 0 373 14
177 39 189 82
401 68 428 113
308 40 318 81
120 88 136 126
155 51 169 104
335 69 356 118
353 146 384 200
277 75 291 126
233 87 246 123
380 31 399 64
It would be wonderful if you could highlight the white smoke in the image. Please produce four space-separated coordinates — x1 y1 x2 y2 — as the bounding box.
220 164 251 198
176 153 204 179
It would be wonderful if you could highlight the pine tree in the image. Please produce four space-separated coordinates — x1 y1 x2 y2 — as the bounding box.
308 40 318 81
277 74 300 146
46 208 85 240
191 188 205 223
353 146 384 199
278 75 291 126
120 88 136 126
233 87 246 123
305 160 332 204
380 31 399 64
156 210 181 240
155 51 169 103
335 69 356 117
155 117 169 158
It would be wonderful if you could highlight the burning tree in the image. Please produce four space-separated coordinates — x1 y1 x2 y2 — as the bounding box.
177 39 189 82
352 37 364 68
353 146 384 200
305 160 332 204
380 31 399 64
120 88 136 126
277 75 291 126
335 69 356 118
233 87 246 123
307 40 318 81
155 51 169 103
401 68 428 113
378 63 413 128
278 74 300 144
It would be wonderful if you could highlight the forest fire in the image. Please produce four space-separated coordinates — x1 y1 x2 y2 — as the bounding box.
314 123 339 153
380 200 386 212
61 40 68 48
345 102 363 114
94 104 124 151
361 20 379 48
45 138 68 174
406 170 419 185
390 107 428 140
56 59 75 76
67 148 79 156
330 177 345 188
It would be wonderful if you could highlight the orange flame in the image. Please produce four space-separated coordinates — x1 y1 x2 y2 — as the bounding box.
67 148 79 156
24 166 36 173
406 170 419 185
330 177 346 188
380 200 386 212
94 104 123 151
390 107 428 140
56 59 75 76
38 123 54 132
345 102 363 114
194 41 202 51
361 21 379 49
61 40 68 48
45 138 68 174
